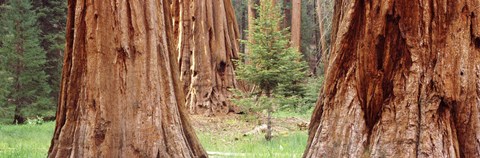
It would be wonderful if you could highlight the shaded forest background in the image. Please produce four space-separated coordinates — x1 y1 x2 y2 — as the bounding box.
0 0 333 124
0 0 66 124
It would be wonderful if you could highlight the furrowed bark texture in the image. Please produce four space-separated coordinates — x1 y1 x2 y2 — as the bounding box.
174 0 240 116
48 0 207 157
304 0 480 157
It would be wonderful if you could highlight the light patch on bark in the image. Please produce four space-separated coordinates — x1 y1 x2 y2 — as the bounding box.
175 0 240 116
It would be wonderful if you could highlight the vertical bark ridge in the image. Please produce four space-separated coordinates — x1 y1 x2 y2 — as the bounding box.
48 0 207 157
175 0 240 116
304 0 480 157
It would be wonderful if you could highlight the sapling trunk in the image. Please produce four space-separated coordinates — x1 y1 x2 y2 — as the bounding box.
265 90 272 141
265 107 272 141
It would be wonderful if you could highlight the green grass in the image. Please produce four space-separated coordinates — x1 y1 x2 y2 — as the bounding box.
0 114 309 158
273 109 313 119
198 131 307 158
0 122 55 158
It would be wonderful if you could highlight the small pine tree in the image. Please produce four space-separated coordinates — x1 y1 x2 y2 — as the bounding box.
235 0 307 140
0 0 53 124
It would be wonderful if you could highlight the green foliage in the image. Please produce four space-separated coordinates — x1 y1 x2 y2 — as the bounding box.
276 77 323 113
0 0 54 123
0 121 307 158
234 0 309 115
33 0 66 104
236 0 307 95
232 0 248 53
0 70 13 123
25 116 44 125
231 89 279 114
232 75 323 114
198 131 307 158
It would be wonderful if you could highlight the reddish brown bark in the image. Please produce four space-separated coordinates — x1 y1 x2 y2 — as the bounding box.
247 0 257 57
290 0 301 50
283 0 291 29
304 0 480 157
48 0 206 157
174 0 240 116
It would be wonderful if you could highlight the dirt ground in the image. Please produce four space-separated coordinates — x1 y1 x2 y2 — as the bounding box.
190 114 310 138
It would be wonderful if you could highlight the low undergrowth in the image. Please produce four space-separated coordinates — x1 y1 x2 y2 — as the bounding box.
198 131 307 158
0 111 310 158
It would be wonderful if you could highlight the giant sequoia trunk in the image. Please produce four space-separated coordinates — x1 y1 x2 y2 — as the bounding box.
48 0 206 157
304 0 480 157
174 0 240 116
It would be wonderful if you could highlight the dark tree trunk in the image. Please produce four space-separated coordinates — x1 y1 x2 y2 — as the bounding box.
265 90 273 141
12 107 25 124
48 0 206 157
304 0 480 157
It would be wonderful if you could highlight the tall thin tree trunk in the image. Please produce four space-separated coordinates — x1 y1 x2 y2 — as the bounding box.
175 0 240 116
283 0 291 29
12 106 24 124
247 0 257 57
304 0 480 157
48 1 206 157
12 25 25 124
316 0 328 72
265 106 272 141
290 0 301 51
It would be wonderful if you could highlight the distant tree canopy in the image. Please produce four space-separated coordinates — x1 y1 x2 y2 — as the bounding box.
33 0 67 107
233 0 332 76
0 0 53 124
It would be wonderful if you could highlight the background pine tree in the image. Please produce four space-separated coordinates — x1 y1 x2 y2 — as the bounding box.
0 0 53 124
234 0 307 141
33 0 66 109
236 0 307 97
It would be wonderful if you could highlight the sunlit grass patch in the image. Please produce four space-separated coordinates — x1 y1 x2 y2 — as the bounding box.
0 122 54 158
198 131 307 158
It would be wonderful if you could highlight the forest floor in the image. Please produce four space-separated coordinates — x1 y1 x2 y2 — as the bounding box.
0 111 311 158
193 111 311 157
